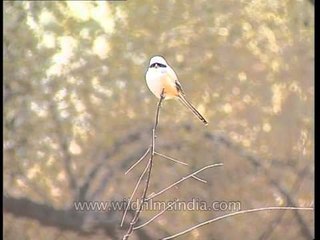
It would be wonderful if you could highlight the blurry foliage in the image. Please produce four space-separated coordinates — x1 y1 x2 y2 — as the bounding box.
4 1 313 240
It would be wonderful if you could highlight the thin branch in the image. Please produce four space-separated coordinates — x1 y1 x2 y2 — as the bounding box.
155 152 189 166
125 147 151 175
191 175 207 183
123 90 165 240
154 152 206 183
162 207 314 240
133 199 179 230
146 163 223 201
120 160 150 227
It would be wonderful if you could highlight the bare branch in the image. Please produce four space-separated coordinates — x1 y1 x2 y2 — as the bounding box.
155 152 208 183
125 147 151 175
123 90 165 240
155 152 189 166
191 175 207 183
146 163 223 201
120 160 151 227
162 207 314 240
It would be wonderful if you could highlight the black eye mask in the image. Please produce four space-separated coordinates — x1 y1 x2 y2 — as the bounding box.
149 62 167 68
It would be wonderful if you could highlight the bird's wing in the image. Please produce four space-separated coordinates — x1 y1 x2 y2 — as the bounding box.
175 80 185 95
166 66 185 95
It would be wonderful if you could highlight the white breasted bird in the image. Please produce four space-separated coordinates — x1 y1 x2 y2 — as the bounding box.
146 55 208 125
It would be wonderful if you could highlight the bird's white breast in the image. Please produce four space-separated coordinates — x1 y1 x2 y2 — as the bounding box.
146 69 175 99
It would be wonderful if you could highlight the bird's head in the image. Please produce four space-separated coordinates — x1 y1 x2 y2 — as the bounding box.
149 56 168 69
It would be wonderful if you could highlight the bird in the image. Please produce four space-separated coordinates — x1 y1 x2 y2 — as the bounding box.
145 55 208 125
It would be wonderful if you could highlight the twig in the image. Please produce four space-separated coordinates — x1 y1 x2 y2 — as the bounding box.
125 147 151 175
154 152 207 183
123 90 165 240
162 207 314 240
120 160 151 227
146 163 223 201
133 199 179 230
191 175 207 183
155 152 189 166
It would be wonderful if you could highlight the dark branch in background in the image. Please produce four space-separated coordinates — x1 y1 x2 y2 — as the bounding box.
50 99 145 203
4 196 90 233
268 179 313 239
259 166 311 240
123 90 165 240
89 146 152 201
49 104 77 194
77 129 143 201
3 195 153 240
203 131 313 239
4 196 83 232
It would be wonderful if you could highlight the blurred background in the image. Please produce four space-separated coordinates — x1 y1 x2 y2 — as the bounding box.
4 1 314 239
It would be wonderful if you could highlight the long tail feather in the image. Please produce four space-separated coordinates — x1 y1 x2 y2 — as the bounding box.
178 94 208 126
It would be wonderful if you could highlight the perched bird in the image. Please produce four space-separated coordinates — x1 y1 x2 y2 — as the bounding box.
146 55 208 125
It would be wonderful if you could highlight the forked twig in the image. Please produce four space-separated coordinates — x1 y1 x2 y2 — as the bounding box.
125 147 151 175
154 152 207 183
146 163 223 201
155 152 189 166
162 207 314 240
191 175 207 183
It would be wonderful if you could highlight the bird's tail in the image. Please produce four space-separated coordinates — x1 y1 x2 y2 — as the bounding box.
178 94 208 126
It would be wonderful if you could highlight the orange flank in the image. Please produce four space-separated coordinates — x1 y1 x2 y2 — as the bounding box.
161 75 179 97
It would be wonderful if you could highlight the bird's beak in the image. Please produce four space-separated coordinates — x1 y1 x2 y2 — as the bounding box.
155 63 158 68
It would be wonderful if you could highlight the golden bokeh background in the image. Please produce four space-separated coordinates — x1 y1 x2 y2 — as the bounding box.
4 1 314 239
